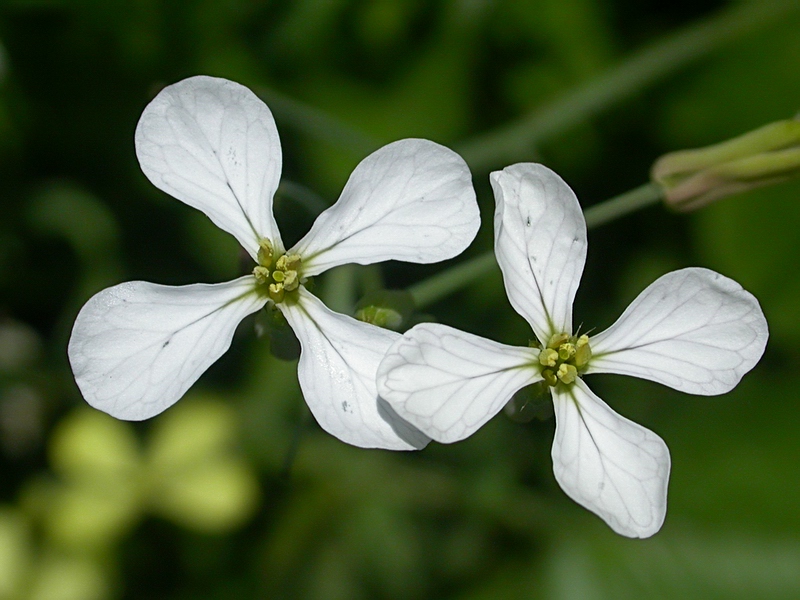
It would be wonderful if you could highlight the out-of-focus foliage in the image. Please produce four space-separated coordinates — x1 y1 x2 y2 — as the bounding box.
1 1 799 598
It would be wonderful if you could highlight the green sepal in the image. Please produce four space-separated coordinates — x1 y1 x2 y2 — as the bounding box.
354 289 416 331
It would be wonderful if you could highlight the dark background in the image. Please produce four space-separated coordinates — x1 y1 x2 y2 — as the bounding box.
1 1 799 598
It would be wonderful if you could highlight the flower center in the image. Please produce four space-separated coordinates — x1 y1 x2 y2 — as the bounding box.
537 332 592 387
252 238 303 304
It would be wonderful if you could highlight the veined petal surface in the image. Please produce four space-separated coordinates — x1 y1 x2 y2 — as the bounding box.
68 277 265 421
586 268 768 395
135 76 283 259
280 288 429 450
377 324 540 444
491 163 587 343
551 379 670 538
293 139 478 276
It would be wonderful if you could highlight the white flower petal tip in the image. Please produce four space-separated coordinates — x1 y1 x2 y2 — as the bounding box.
490 163 587 342
552 380 670 538
293 139 479 276
67 277 265 421
377 323 541 444
280 288 430 450
135 75 283 258
587 267 769 395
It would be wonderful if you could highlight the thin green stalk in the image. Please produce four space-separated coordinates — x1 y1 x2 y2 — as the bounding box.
584 182 663 229
277 180 330 215
457 1 800 171
408 253 499 309
255 85 379 157
409 182 663 308
321 264 358 315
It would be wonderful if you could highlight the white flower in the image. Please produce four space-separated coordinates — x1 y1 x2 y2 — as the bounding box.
377 163 768 536
68 76 479 451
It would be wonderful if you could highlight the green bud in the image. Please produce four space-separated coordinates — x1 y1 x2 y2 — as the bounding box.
354 290 415 332
356 305 403 330
652 117 800 212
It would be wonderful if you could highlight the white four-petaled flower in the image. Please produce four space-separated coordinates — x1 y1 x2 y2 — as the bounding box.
377 163 768 537
68 76 479 451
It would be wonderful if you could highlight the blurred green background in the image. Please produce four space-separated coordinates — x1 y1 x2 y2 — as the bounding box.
1 1 799 598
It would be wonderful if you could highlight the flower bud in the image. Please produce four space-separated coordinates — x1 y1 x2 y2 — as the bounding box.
652 118 800 212
354 290 415 331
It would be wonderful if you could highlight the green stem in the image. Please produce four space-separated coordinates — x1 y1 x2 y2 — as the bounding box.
408 253 499 309
276 180 330 215
456 1 800 171
255 85 379 157
408 182 664 308
583 182 663 229
321 264 358 315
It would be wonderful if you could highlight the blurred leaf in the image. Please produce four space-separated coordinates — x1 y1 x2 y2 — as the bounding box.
146 397 260 533
43 481 140 551
147 396 238 473
152 457 260 533
27 182 121 267
0 507 32 598
49 409 139 481
28 552 109 600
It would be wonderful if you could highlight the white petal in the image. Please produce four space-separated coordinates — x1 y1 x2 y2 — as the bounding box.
279 287 429 450
68 277 265 420
292 139 479 276
586 268 769 395
377 324 540 444
491 163 587 343
552 379 670 538
135 76 283 259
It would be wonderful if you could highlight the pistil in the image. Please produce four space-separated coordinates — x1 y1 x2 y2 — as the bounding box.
253 238 303 304
538 333 592 386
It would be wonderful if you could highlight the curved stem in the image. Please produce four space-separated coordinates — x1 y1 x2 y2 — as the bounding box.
408 252 499 309
456 1 800 171
255 85 379 157
409 182 664 308
583 182 663 229
277 180 330 215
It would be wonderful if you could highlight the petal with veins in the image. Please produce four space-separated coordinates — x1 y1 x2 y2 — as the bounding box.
292 139 478 276
551 379 670 538
68 277 265 421
491 163 587 343
135 76 283 259
280 288 429 450
377 324 540 444
586 268 768 395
